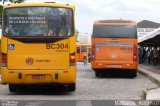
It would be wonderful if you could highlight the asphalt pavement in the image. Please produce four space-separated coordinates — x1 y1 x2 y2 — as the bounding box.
0 63 158 101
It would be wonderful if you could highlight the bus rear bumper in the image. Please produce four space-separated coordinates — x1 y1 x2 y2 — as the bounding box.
1 67 76 85
91 61 138 70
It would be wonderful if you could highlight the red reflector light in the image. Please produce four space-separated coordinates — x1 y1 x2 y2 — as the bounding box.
70 52 76 66
2 53 7 67
92 44 96 61
133 45 138 62
2 59 7 63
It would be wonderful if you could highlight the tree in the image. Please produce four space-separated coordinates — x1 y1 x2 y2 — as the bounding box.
0 0 26 27
0 5 2 16
0 0 26 4
0 5 3 28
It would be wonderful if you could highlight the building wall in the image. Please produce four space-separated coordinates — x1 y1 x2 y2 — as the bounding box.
78 33 91 44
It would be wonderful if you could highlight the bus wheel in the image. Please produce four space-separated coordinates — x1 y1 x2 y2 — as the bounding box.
67 84 76 92
129 70 137 78
95 71 102 77
95 72 99 77
9 84 18 92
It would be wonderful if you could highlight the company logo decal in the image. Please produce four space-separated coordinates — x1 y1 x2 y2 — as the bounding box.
111 53 117 59
26 57 34 65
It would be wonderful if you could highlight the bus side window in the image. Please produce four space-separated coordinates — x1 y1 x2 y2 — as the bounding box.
77 47 80 53
81 46 87 52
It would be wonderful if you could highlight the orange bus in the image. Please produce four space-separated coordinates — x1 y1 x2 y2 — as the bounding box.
91 19 138 77
76 43 91 62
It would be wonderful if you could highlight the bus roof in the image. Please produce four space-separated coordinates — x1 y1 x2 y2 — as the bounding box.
76 42 91 46
94 19 136 26
3 2 75 9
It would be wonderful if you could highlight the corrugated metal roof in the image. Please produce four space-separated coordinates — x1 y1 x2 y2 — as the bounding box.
137 20 160 28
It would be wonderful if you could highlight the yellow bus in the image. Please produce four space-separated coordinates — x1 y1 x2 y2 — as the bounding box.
91 19 138 78
76 43 91 62
1 3 76 92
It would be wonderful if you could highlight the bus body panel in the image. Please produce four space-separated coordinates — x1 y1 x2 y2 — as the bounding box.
7 38 70 70
1 67 76 84
94 39 135 61
3 3 75 9
1 36 8 54
92 61 138 69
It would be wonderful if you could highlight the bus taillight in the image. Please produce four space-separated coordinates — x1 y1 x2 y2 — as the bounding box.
70 53 76 66
2 53 7 67
133 45 138 62
92 44 96 61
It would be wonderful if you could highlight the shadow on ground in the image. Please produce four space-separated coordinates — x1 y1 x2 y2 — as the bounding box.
94 70 137 79
9 85 74 95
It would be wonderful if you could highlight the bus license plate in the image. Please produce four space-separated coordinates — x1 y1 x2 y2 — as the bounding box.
32 75 45 80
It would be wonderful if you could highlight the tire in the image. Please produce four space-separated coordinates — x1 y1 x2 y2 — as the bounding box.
95 71 103 78
67 84 76 92
95 71 100 77
129 70 137 78
9 84 18 92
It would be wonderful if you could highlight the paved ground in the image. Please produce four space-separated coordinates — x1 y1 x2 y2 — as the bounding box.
0 63 158 100
139 64 160 86
138 63 160 100
139 63 160 75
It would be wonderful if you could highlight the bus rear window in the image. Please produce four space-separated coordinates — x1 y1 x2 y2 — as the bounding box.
92 25 137 38
81 46 87 52
3 7 74 37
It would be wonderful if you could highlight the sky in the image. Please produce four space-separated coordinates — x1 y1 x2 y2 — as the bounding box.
3 0 160 34
26 0 160 34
